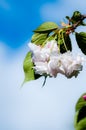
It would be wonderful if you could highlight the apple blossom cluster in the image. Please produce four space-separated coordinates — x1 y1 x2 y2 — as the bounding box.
28 40 84 78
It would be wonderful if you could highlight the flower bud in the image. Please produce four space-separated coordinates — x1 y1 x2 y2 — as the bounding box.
83 95 86 101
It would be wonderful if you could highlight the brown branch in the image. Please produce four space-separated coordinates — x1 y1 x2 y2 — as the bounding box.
72 15 86 29
55 14 86 35
64 14 86 34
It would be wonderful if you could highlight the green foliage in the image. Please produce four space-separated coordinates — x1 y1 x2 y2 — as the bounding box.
75 32 86 55
23 52 46 85
71 11 82 24
65 16 70 20
31 22 58 46
31 32 48 45
75 93 86 112
23 52 35 83
33 22 58 32
58 31 72 53
77 106 86 123
74 93 86 130
66 11 86 26
75 118 86 130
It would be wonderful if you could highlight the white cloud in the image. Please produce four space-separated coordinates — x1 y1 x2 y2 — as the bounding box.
40 0 86 22
0 42 86 130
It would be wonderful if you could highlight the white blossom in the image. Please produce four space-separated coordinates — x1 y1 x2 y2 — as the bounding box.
28 40 59 62
34 62 49 75
29 42 41 53
44 40 59 54
60 52 84 78
48 55 65 77
28 40 84 78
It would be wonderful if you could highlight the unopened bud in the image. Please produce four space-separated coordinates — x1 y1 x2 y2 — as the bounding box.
83 95 86 100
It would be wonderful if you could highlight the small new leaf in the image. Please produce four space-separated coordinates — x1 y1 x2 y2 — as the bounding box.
23 52 35 84
34 22 58 32
75 32 86 55
66 16 70 20
31 32 48 45
81 21 86 26
71 11 82 24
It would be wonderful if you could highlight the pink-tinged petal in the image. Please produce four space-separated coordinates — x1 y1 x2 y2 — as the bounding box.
83 95 86 100
28 42 41 52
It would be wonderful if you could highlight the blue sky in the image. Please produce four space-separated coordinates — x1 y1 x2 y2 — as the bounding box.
0 0 85 49
0 0 57 48
0 0 86 130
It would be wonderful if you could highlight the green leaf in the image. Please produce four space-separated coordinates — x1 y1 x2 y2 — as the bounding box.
58 31 72 53
31 32 48 45
81 21 86 26
74 111 86 130
33 22 58 32
77 106 86 123
65 16 70 20
71 11 82 24
75 117 86 130
75 93 86 112
75 32 86 55
74 95 86 130
23 52 35 83
74 111 79 128
74 110 86 130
